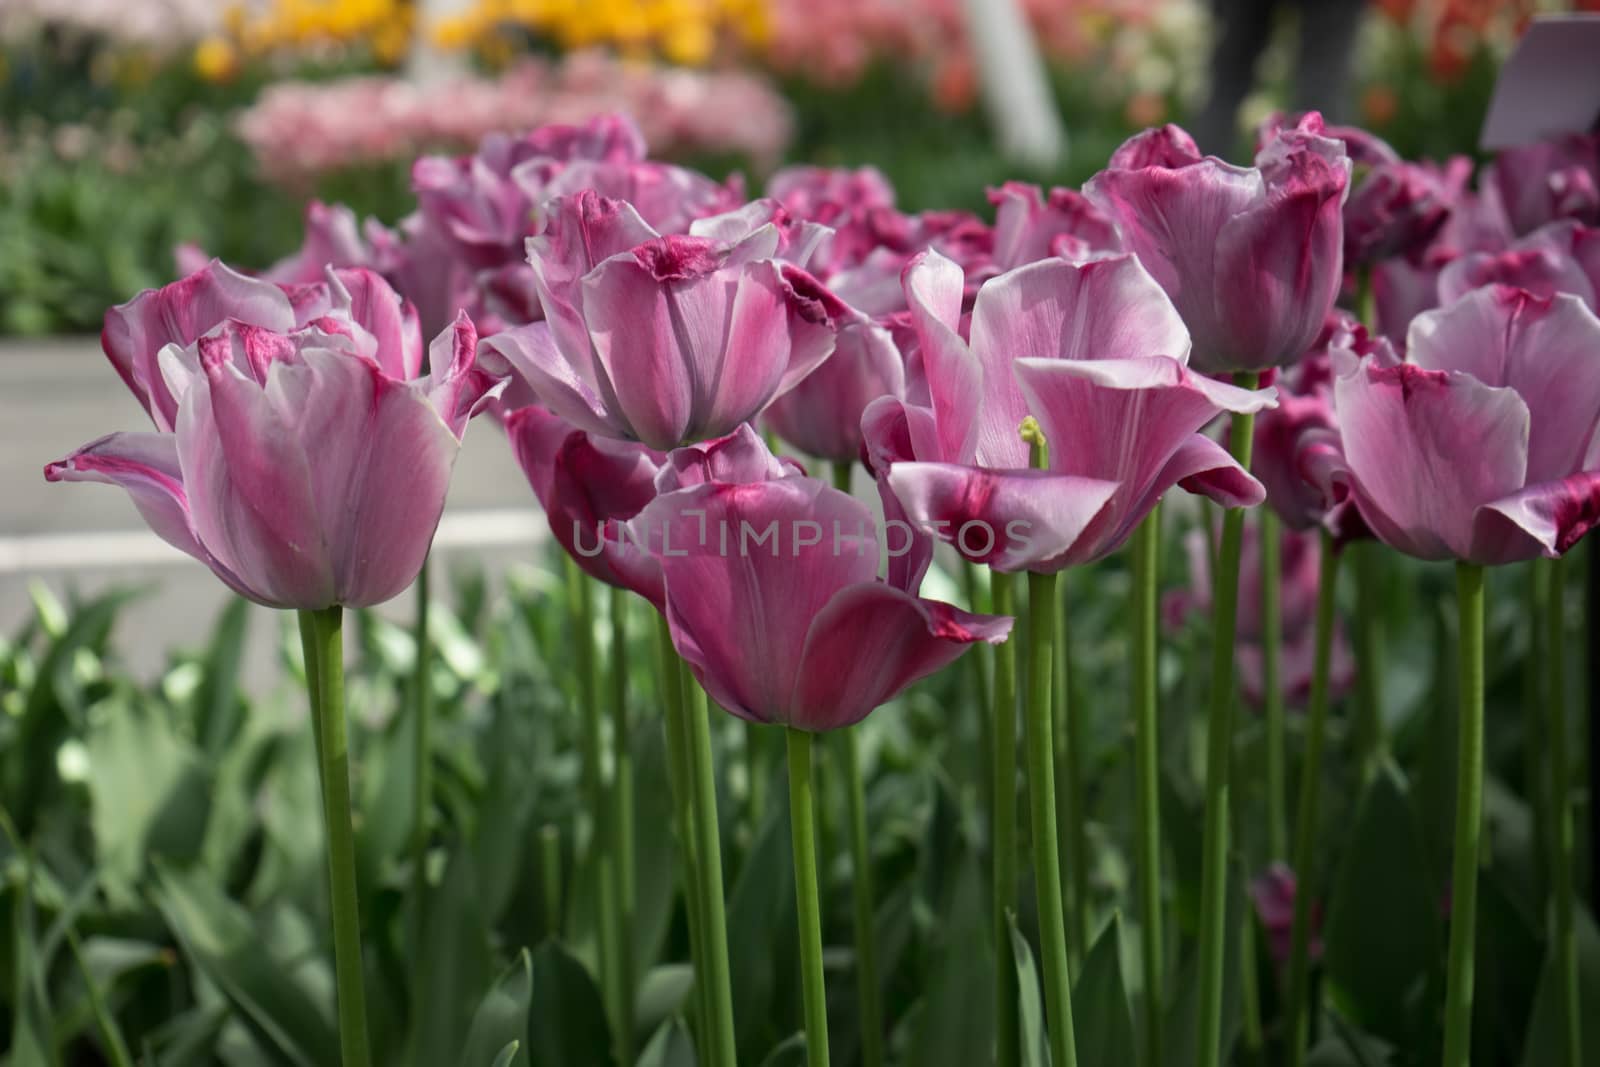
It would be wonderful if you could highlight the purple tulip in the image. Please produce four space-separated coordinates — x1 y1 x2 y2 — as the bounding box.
1085 116 1350 374
1333 285 1600 564
629 433 1011 731
987 181 1121 271
763 301 904 464
483 191 836 451
1251 313 1386 538
1439 220 1600 311
505 404 667 608
1250 863 1321 968
863 250 1271 574
1484 132 1600 237
1343 155 1473 267
48 273 497 609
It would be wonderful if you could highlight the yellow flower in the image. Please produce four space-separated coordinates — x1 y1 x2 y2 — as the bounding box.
194 36 239 81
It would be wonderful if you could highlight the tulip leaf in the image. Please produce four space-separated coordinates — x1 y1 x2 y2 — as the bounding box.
1519 901 1600 1067
728 787 798 1061
756 1033 809 1067
635 963 695 1037
910 858 994 1067
192 596 251 757
1073 914 1136 1067
458 949 533 1067
1322 764 1442 1049
1163 872 1244 1067
636 1018 697 1067
152 864 339 1067
411 850 495 1067
525 939 616 1067
1007 910 1049 1067
489 1041 522 1067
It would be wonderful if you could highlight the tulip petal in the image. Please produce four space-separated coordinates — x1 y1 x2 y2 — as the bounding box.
790 583 1013 730
969 256 1192 466
179 353 335 608
545 432 666 606
44 433 203 565
425 313 502 438
903 251 982 463
104 262 296 431
481 321 618 438
1473 473 1600 563
1409 287 1600 482
326 267 425 380
636 479 881 723
263 346 459 606
885 462 1119 572
1334 361 1531 562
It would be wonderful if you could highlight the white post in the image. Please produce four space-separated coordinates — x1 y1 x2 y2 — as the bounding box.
408 0 474 83
961 0 1067 170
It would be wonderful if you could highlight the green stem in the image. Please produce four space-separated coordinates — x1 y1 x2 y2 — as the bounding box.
1057 574 1091 972
787 729 832 1067
685 677 739 1067
1025 569 1079 1067
655 617 712 1054
1195 373 1259 1067
1545 558 1583 1067
1441 563 1485 1067
297 611 327 796
68 929 134 1067
1130 510 1164 1067
747 721 768 834
565 562 623 1053
841 728 884 1067
1285 533 1341 1067
1261 511 1287 861
1352 544 1385 777
297 607 372 1067
608 586 637 1062
409 559 432 1011
991 570 1020 1067
540 824 563 938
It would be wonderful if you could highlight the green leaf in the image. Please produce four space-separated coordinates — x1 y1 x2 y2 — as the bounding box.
636 1019 697 1067
635 964 695 1038
910 858 994 1067
525 939 616 1067
489 1041 521 1067
1519 902 1600 1067
1322 765 1442 1048
1163 873 1244 1067
152 864 339 1067
1073 915 1136 1066
755 1033 809 1067
411 851 495 1067
727 788 798 1061
457 950 533 1067
193 597 251 757
1006 911 1048 1067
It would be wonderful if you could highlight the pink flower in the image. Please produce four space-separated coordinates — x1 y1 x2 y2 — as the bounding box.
864 250 1271 574
1343 155 1473 267
1251 863 1321 968
628 432 1011 731
1484 132 1600 237
48 273 499 609
1085 116 1351 374
1439 220 1600 311
483 191 835 450
764 306 905 463
987 180 1122 270
1333 286 1600 564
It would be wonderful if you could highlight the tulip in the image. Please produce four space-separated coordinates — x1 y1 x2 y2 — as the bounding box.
1335 286 1600 565
484 191 836 450
866 251 1269 573
50 274 495 610
1332 284 1600 1067
764 303 904 464
1085 116 1350 374
1250 864 1322 970
1485 132 1600 237
987 180 1122 270
1439 219 1600 311
1343 155 1473 267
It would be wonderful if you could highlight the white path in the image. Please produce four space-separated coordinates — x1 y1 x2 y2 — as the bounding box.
0 337 547 687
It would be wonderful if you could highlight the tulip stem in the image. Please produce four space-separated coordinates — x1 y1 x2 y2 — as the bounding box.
609 585 637 1063
1442 563 1485 1067
1261 512 1287 861
1130 508 1164 1067
409 558 432 1011
684 675 739 1067
991 569 1020 1067
1285 532 1341 1067
655 616 712 1053
1195 372 1259 1067
297 607 372 1067
566 561 624 1057
1025 567 1079 1067
1545 558 1583 1067
787 728 831 1067
830 461 883 1067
